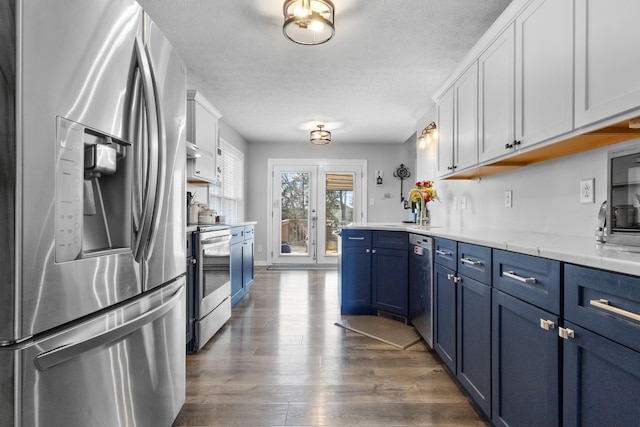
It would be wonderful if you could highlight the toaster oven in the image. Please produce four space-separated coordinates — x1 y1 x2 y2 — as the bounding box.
607 143 640 245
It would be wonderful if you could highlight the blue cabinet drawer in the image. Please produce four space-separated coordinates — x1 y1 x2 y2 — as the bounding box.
565 264 640 353
493 249 560 314
243 224 254 238
372 231 407 250
434 238 457 270
341 229 372 248
457 243 491 285
230 226 244 244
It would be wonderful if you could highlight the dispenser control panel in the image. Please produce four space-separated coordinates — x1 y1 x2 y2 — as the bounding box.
55 117 84 262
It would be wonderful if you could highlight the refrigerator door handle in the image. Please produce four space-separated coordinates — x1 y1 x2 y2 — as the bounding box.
133 36 160 263
129 68 144 235
34 283 184 371
143 41 167 261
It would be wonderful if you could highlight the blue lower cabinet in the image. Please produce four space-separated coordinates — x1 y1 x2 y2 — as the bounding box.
492 289 560 427
230 225 255 306
340 244 372 314
434 263 457 373
457 276 491 418
230 238 244 305
371 247 408 316
243 237 254 290
340 230 408 316
563 321 640 427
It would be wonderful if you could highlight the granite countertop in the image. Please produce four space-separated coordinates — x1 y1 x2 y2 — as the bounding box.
343 222 640 277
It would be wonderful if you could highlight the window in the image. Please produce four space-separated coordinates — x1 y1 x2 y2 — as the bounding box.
208 139 244 223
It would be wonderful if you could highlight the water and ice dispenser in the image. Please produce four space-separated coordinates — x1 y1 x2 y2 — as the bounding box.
55 117 132 262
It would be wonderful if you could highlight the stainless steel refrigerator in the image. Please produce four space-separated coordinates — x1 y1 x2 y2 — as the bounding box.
0 0 187 425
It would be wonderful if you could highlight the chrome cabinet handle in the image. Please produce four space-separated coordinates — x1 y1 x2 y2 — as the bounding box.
540 319 555 330
446 273 461 283
558 327 575 340
371 249 377 254
436 249 452 256
461 257 483 266
590 299 640 322
503 270 537 284
348 236 365 240
365 248 370 253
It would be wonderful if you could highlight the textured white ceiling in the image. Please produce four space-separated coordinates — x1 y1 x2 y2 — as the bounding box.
137 0 513 144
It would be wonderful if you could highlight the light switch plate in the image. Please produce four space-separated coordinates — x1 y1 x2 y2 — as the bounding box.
580 178 595 204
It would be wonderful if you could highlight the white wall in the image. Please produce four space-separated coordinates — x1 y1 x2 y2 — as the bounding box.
415 108 640 237
247 140 416 263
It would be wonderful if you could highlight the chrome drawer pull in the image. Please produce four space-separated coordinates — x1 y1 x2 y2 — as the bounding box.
436 249 452 256
461 257 483 266
558 327 575 340
540 319 555 330
503 270 537 284
590 299 640 322
348 236 365 240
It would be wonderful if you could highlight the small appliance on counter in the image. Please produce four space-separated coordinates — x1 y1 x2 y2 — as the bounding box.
606 143 640 245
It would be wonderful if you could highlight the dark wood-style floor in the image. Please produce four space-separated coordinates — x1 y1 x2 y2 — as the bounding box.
172 268 488 427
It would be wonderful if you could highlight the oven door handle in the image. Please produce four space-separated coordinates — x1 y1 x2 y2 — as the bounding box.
201 236 231 246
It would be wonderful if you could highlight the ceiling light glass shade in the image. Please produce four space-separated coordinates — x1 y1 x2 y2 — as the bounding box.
283 0 335 45
310 124 331 144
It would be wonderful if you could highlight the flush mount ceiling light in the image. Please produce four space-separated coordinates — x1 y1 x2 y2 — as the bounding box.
310 124 331 145
417 121 438 149
283 0 335 45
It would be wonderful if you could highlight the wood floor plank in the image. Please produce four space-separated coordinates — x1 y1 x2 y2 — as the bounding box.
173 268 488 427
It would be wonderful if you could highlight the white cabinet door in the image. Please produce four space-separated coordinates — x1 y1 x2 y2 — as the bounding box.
186 91 222 183
192 101 218 157
455 63 479 171
575 0 640 128
515 0 574 146
437 87 455 176
479 24 515 163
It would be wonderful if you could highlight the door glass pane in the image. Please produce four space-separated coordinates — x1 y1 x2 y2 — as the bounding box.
324 173 354 255
280 172 309 255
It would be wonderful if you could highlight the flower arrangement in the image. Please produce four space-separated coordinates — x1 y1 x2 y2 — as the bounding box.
410 180 439 204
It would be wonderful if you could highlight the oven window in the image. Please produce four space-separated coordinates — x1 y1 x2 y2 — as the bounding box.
202 245 230 298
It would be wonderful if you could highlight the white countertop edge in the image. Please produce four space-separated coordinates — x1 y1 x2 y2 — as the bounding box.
342 223 640 277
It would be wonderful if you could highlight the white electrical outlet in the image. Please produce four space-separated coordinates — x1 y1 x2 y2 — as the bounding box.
460 196 467 210
257 245 263 253
580 178 595 204
504 190 513 208
370 197 375 205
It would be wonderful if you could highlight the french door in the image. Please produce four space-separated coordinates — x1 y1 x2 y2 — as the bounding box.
268 159 366 265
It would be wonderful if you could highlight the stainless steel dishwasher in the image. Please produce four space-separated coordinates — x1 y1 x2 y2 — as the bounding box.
409 234 434 347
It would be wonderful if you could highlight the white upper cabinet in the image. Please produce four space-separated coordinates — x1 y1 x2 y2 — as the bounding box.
437 87 455 176
455 63 479 171
515 0 574 146
186 90 222 183
437 63 479 177
478 24 515 163
575 0 640 128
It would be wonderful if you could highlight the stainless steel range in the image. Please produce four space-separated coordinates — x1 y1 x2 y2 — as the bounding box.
189 225 232 352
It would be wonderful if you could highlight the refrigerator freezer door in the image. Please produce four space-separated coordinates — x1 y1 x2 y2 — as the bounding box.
8 278 186 427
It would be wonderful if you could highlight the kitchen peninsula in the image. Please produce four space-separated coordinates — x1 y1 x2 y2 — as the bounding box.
340 223 640 426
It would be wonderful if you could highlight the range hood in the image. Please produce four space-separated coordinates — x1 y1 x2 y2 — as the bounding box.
186 140 201 158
